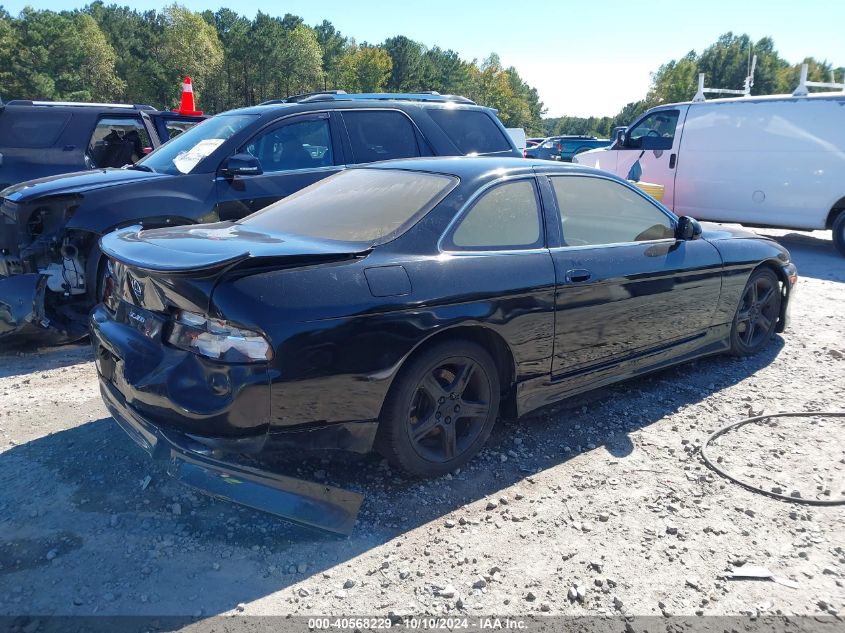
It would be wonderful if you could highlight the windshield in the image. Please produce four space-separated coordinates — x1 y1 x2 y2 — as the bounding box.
240 168 458 246
136 114 257 175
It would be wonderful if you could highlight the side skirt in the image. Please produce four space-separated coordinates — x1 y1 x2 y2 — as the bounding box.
516 324 731 417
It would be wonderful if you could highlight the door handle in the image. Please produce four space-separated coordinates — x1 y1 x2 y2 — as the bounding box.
62 145 76 151
565 269 592 283
669 153 677 169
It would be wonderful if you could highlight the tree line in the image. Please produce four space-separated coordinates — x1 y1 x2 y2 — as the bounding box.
544 32 845 138
0 2 545 133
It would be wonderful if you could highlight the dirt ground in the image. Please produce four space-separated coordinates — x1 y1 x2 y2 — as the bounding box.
0 227 843 625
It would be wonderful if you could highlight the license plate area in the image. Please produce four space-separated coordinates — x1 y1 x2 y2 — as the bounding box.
116 300 165 340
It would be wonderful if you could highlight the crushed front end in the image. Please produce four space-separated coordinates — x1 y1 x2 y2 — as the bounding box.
0 194 90 342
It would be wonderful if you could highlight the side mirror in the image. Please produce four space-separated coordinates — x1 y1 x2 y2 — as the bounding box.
613 129 627 149
675 216 702 241
222 153 263 178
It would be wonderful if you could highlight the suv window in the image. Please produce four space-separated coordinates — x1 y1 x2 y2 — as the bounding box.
244 118 333 172
342 110 420 163
0 110 71 149
163 120 197 140
626 110 680 151
550 176 674 246
450 179 542 249
87 117 151 168
428 109 513 154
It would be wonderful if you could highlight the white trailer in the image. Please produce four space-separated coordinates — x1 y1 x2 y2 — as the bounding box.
574 65 845 255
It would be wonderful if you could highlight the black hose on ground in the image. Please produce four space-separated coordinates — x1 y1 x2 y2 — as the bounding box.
700 411 845 506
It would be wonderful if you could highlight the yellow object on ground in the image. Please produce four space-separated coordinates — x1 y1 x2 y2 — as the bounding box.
631 180 665 202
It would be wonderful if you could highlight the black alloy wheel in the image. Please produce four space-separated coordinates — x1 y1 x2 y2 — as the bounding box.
378 341 500 477
730 268 782 356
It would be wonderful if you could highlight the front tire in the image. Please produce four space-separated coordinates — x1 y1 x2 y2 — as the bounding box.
729 268 782 356
378 340 500 478
832 210 845 257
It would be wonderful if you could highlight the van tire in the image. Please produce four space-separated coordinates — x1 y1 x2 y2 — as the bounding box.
832 210 845 257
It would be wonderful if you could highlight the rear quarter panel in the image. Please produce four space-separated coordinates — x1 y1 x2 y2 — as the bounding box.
210 248 556 430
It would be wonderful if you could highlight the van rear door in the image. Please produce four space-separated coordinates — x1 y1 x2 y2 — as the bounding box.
614 105 689 209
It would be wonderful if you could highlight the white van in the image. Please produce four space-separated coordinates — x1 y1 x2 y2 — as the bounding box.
573 92 845 255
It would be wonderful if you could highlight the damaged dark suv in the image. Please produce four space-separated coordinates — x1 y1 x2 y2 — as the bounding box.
1 92 519 343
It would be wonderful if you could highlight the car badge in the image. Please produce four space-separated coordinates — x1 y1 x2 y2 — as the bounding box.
130 277 144 301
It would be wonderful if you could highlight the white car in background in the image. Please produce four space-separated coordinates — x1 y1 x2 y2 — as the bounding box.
573 92 845 255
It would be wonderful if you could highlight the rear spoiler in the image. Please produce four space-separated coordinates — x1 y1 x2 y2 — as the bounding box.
101 225 372 276
101 226 250 274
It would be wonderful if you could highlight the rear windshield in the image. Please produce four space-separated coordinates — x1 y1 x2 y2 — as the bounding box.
240 168 457 246
427 109 513 154
0 110 71 148
137 113 257 175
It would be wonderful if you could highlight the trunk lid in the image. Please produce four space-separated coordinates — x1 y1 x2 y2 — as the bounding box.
100 221 369 315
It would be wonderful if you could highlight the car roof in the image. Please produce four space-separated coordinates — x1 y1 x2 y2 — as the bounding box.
656 91 845 109
223 98 495 117
1 101 160 113
362 156 607 180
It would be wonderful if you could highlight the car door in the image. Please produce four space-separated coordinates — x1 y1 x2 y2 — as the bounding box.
614 106 689 210
437 176 557 380
215 112 344 221
542 173 723 379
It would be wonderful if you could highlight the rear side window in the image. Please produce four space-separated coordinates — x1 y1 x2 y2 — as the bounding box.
241 168 456 246
87 117 152 168
0 110 71 148
342 110 421 163
427 109 512 154
449 179 542 250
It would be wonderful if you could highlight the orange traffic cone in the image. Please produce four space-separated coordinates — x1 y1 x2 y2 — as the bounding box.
173 77 204 116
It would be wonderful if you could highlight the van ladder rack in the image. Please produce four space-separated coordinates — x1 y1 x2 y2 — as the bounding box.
792 63 845 96
693 56 757 102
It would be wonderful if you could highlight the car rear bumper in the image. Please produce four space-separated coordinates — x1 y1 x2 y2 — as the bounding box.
90 303 272 439
99 373 363 535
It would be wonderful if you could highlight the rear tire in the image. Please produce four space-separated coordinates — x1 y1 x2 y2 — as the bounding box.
832 210 845 257
729 268 782 356
377 340 500 478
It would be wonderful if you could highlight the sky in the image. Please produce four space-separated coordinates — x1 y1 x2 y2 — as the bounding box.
4 0 844 117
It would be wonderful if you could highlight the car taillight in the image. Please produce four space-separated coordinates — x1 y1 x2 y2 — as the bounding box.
556 143 562 151
167 310 273 363
523 149 528 158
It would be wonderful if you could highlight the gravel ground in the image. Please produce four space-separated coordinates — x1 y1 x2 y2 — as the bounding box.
0 227 843 623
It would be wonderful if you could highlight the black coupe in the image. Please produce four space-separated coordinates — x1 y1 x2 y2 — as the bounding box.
92 157 796 485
